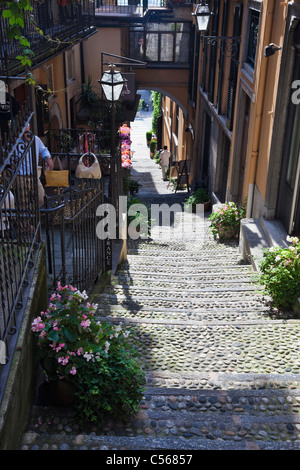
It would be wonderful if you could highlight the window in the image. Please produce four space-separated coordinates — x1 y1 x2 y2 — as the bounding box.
130 22 190 64
66 51 74 82
246 8 260 68
46 65 54 98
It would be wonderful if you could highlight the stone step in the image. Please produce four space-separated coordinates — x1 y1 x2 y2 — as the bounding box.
126 248 242 257
92 319 300 376
124 257 247 267
115 271 255 282
99 293 266 309
20 385 300 450
19 431 300 450
96 306 294 323
105 285 262 295
118 264 253 274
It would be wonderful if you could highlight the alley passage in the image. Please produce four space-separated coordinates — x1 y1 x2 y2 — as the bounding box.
20 106 300 451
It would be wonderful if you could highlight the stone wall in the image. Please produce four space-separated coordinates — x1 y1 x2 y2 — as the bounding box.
0 245 48 450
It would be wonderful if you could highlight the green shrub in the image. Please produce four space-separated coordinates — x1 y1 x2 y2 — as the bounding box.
184 188 210 211
256 236 300 309
31 284 145 428
209 200 246 239
149 139 157 154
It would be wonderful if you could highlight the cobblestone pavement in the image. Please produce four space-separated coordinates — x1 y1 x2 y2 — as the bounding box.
20 105 300 451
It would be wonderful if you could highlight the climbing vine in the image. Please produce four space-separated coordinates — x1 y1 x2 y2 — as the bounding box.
1 0 79 86
151 91 161 135
1 0 35 82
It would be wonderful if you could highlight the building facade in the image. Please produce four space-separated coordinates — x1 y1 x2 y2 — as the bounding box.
161 0 300 236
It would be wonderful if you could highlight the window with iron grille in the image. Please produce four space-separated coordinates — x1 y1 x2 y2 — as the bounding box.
246 8 260 68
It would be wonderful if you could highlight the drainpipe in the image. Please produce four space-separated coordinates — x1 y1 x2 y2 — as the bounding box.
247 0 275 218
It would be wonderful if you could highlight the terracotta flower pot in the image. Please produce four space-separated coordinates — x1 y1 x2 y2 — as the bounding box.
47 379 75 406
217 224 237 239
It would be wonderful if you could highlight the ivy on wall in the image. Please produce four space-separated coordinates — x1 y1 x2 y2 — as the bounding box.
151 91 161 135
2 0 35 82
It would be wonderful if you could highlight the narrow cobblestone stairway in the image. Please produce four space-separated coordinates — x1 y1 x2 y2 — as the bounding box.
19 104 300 451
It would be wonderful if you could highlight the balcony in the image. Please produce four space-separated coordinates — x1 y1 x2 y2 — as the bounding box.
95 0 192 24
0 0 96 76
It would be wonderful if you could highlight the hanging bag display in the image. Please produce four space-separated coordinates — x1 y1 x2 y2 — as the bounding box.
75 153 101 179
45 156 69 188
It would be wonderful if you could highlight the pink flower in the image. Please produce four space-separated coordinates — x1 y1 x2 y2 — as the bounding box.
57 355 69 365
31 317 45 332
70 366 77 375
81 319 91 329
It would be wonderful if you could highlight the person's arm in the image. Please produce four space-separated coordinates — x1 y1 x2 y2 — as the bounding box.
36 136 54 170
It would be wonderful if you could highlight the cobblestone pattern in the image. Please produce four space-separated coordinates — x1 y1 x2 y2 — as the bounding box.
19 114 300 451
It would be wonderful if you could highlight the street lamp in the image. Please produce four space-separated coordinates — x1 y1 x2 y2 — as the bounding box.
192 1 211 33
192 1 241 59
99 64 126 271
99 64 127 102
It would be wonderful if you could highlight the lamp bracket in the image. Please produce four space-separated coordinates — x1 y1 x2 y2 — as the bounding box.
200 35 241 59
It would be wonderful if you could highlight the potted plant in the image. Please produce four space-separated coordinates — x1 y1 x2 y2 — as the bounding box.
31 283 145 427
146 131 152 146
209 200 246 239
129 179 142 195
149 139 157 158
256 236 300 312
76 75 102 124
184 188 211 212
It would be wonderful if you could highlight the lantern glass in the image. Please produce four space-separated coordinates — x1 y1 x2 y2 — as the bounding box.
100 70 125 102
194 3 211 32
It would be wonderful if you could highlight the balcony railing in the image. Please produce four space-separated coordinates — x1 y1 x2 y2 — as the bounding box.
0 0 96 76
95 0 190 16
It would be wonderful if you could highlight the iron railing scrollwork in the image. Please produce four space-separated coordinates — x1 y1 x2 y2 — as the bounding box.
0 114 42 403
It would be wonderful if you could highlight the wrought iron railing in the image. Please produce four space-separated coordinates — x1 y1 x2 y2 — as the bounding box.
0 0 96 76
0 112 42 403
94 0 191 15
41 174 105 292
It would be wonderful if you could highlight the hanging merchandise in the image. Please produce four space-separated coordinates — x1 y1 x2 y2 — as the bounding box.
75 153 101 179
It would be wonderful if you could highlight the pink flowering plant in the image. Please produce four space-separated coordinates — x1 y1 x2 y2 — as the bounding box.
31 282 145 426
256 236 300 310
209 200 246 239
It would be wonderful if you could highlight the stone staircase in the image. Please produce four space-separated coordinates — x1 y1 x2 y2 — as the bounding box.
20 217 300 451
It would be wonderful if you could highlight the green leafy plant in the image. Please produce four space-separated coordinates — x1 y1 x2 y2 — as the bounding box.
2 0 34 80
149 139 157 154
209 200 246 239
184 188 210 212
127 196 153 236
31 283 145 427
151 91 161 135
146 131 152 142
256 236 300 309
123 177 142 195
154 151 161 164
76 75 102 123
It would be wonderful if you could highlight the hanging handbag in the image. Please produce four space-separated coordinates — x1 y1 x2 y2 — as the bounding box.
75 153 101 179
45 156 69 188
